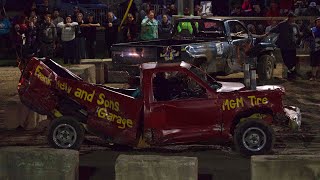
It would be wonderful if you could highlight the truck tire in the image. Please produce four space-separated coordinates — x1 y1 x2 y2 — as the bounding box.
48 116 85 150
257 55 274 81
234 119 275 156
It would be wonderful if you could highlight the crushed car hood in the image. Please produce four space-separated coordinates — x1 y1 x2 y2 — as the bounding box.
216 81 245 92
217 81 285 93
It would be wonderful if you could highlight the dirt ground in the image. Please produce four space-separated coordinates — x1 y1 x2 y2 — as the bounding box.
0 61 319 179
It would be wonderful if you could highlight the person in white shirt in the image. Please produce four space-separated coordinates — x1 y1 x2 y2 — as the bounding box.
57 15 78 64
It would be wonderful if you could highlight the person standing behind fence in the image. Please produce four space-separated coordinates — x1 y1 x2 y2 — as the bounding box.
25 20 38 55
38 13 57 58
103 12 119 58
75 12 87 63
122 13 138 42
0 11 11 58
57 15 78 64
267 12 299 80
158 14 172 39
12 24 26 59
309 17 320 81
141 10 158 41
83 14 100 59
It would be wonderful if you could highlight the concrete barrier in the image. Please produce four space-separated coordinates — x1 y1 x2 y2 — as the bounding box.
0 147 79 180
251 155 320 180
115 155 198 180
2 95 47 130
67 64 96 84
108 71 130 83
80 59 113 84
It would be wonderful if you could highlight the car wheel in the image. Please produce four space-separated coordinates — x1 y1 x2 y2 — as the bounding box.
234 119 274 156
257 55 274 81
48 116 85 150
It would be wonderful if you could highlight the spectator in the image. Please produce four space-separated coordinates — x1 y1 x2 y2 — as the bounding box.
267 12 299 80
309 17 320 80
120 0 138 20
52 8 64 57
75 12 86 63
139 3 150 23
242 0 253 15
25 20 38 55
52 9 64 27
266 2 280 25
212 0 230 16
11 24 25 59
83 14 100 59
265 19 278 33
156 8 171 22
247 24 257 34
18 16 28 34
37 0 53 18
279 0 294 15
303 2 320 16
0 11 11 57
167 4 177 16
57 15 78 64
231 4 244 16
141 10 158 41
103 12 119 58
29 10 37 20
194 4 201 16
294 0 308 15
72 6 83 22
122 13 138 42
158 14 173 39
38 13 57 58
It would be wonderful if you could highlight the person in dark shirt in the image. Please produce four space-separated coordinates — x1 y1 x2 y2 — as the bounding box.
122 13 138 42
309 17 320 80
75 12 86 63
83 14 100 59
103 12 119 58
267 12 300 80
158 14 173 39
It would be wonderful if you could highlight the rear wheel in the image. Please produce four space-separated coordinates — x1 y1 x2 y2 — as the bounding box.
234 119 275 156
257 54 274 81
48 116 85 150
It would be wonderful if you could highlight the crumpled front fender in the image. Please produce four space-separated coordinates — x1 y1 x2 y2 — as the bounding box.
284 106 302 131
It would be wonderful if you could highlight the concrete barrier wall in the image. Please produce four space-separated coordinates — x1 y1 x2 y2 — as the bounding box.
80 59 113 84
115 155 198 180
3 95 47 130
0 147 79 180
251 155 320 180
68 64 96 84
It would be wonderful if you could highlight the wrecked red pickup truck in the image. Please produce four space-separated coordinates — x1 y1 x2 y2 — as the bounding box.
18 57 301 156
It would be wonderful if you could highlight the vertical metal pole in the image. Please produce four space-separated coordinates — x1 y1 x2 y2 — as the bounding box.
177 0 183 15
189 0 194 15
250 69 257 90
244 63 250 88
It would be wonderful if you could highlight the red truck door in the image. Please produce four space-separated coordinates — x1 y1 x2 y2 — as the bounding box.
145 70 223 145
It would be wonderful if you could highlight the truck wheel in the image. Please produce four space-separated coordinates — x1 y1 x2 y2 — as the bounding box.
257 55 274 81
48 117 85 150
234 119 274 156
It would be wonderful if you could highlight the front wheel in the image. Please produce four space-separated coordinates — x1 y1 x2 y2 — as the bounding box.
48 117 85 150
257 54 275 81
234 119 275 156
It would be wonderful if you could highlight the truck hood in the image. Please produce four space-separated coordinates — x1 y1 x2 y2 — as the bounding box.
216 81 245 92
216 81 285 93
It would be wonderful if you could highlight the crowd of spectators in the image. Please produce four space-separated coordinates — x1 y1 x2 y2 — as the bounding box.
1 0 320 63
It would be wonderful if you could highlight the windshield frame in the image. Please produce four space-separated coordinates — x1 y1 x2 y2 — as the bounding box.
188 64 222 91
